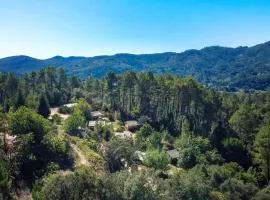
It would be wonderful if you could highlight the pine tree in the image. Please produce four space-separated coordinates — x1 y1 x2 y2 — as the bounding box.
37 94 50 118
255 124 270 183
14 89 25 109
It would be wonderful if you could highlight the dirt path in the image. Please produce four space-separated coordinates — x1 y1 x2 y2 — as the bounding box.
50 107 70 120
56 122 89 167
69 143 90 166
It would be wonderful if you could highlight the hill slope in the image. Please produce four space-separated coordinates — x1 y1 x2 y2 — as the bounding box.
0 41 270 90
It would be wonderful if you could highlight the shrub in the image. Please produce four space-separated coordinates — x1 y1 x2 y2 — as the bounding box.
51 114 62 125
58 106 72 114
143 149 170 170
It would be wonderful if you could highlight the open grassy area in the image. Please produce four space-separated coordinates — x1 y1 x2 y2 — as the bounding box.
69 136 105 173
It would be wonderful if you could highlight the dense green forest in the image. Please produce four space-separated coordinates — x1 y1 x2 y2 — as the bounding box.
1 41 270 91
0 67 270 200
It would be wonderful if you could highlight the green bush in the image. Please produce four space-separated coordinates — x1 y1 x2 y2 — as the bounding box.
0 161 12 198
143 149 170 170
33 167 101 200
64 109 85 136
51 114 62 125
58 106 72 114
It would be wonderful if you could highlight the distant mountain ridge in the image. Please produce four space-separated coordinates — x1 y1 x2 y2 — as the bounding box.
0 41 270 90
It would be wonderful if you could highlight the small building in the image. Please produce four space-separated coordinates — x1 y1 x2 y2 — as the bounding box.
125 120 141 131
101 117 110 122
63 103 77 108
88 120 111 129
88 121 97 128
91 111 103 120
135 151 146 162
115 131 133 139
167 149 180 165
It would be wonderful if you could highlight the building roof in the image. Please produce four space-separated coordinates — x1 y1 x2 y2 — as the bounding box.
101 117 110 122
63 103 77 108
88 121 97 127
91 111 103 118
125 120 140 128
115 131 133 139
167 150 180 159
135 151 146 161
88 120 111 127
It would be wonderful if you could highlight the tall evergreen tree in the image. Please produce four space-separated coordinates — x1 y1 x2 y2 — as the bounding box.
37 94 50 118
230 104 260 145
105 71 118 110
254 124 270 183
14 89 25 109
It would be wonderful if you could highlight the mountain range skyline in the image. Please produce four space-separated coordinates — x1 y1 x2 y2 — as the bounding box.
1 40 269 91
0 40 268 60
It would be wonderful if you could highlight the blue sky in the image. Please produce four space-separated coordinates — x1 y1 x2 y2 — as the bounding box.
0 0 269 59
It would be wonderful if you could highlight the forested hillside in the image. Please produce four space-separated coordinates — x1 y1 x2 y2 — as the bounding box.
0 41 270 91
1 68 270 199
